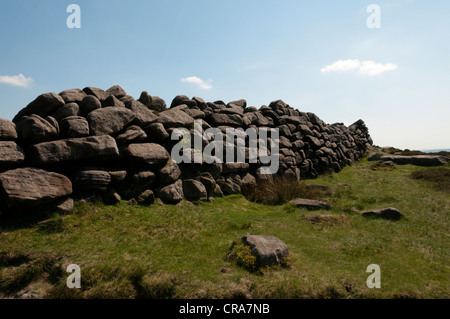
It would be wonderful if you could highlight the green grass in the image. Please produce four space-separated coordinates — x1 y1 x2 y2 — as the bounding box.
0 160 449 299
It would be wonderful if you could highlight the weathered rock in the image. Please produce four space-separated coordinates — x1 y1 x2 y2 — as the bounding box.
87 107 136 136
59 89 87 104
210 113 243 128
106 85 127 99
145 123 169 142
83 87 110 102
0 119 18 141
362 207 403 221
72 169 111 192
104 95 125 108
242 235 289 267
289 198 331 210
120 170 156 199
123 143 170 166
136 189 155 205
220 174 242 195
157 109 195 129
158 179 183 204
59 116 90 138
79 95 102 116
149 96 167 112
55 197 74 213
374 155 448 167
13 93 65 122
170 95 190 108
0 141 25 167
51 103 80 121
0 168 72 208
28 135 119 165
223 162 250 174
16 115 59 144
240 172 257 189
158 159 181 185
183 179 207 201
115 125 147 146
127 100 158 126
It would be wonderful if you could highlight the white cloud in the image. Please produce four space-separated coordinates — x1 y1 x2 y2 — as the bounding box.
180 76 212 90
0 74 33 88
321 59 397 76
321 59 361 73
358 61 398 76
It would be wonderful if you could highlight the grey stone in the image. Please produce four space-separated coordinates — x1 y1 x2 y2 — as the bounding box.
59 116 90 138
16 115 59 144
157 109 195 129
115 125 147 146
242 235 289 267
158 179 184 204
182 179 208 201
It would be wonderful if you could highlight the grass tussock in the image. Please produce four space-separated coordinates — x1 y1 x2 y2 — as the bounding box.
411 168 450 192
242 177 321 205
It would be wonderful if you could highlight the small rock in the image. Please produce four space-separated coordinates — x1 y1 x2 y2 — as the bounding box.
242 235 289 267
362 207 403 221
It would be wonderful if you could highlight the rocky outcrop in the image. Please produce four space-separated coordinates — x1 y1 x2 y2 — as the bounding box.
369 154 448 167
0 85 373 215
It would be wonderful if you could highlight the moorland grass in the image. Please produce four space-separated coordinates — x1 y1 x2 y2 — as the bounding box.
0 159 448 299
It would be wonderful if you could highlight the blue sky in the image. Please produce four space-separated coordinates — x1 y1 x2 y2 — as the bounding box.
0 0 449 149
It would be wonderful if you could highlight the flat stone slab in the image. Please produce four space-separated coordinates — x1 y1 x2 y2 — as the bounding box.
362 207 403 221
242 235 289 267
369 154 448 166
0 168 72 208
290 198 331 210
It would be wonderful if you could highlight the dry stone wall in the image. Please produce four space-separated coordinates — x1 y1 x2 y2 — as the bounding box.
0 85 372 215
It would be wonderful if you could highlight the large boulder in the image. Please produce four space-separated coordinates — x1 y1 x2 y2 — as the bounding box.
106 85 127 99
158 179 183 204
157 109 195 129
87 107 136 136
209 113 243 128
72 169 111 193
80 95 102 116
115 125 147 146
158 159 182 185
59 116 90 138
182 179 207 201
83 87 110 102
0 142 25 168
28 135 119 165
242 235 289 267
0 119 18 141
0 168 72 208
59 89 87 104
51 103 80 121
13 93 65 122
16 115 59 145
144 123 169 142
123 143 170 167
127 100 158 126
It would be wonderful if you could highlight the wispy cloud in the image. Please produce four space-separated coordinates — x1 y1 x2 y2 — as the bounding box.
0 74 33 88
180 76 213 90
321 59 397 76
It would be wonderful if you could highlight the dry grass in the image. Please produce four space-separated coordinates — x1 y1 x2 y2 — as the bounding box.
411 168 450 192
242 177 321 205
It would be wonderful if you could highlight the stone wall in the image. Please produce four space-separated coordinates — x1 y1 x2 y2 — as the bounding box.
0 85 372 215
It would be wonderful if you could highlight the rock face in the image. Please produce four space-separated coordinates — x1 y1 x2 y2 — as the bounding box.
242 235 289 267
0 85 373 215
0 168 72 208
